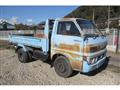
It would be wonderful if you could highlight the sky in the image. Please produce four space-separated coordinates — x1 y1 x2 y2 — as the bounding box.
0 6 78 24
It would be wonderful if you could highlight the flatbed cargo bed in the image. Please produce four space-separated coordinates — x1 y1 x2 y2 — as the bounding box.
9 35 48 51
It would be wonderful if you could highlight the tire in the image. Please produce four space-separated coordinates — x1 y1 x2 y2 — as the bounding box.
54 56 73 78
17 48 29 63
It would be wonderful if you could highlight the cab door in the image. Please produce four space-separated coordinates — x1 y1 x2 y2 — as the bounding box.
52 20 84 70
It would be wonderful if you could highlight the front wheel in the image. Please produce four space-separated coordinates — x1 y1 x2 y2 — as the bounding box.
54 56 73 78
17 48 29 63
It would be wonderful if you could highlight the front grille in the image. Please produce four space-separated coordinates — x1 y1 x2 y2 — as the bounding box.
97 53 105 61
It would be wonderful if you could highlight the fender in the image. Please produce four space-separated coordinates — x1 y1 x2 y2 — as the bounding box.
51 51 82 71
17 44 27 52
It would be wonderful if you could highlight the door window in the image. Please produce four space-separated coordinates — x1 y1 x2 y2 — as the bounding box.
57 21 80 36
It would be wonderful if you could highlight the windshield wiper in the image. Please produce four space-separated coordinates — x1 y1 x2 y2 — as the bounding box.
83 34 99 41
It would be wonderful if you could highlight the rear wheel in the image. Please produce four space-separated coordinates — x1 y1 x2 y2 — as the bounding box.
17 48 29 63
54 56 73 78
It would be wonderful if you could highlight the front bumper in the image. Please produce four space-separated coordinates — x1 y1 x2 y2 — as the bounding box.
82 56 106 73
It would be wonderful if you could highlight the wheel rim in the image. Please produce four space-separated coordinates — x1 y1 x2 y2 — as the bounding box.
56 61 66 73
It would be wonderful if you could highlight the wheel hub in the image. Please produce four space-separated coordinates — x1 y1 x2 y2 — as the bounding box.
57 62 65 73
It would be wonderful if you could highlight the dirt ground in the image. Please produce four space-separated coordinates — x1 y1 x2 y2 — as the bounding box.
0 49 120 85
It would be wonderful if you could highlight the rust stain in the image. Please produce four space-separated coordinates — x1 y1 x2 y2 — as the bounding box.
51 43 82 70
83 45 95 53
34 34 45 38
59 43 80 52
71 61 82 70
82 45 103 53
52 48 82 70
52 48 80 58
83 45 90 53
82 42 107 53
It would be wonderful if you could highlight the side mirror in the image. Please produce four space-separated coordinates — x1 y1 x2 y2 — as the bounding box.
105 28 110 35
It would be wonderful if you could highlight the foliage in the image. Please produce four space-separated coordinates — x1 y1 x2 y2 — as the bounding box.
65 6 120 29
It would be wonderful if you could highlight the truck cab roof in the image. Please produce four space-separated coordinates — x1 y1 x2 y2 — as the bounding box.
55 18 88 21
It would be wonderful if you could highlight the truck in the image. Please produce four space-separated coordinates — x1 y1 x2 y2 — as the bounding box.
9 18 107 78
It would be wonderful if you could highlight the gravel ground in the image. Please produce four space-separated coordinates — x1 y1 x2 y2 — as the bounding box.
0 49 120 85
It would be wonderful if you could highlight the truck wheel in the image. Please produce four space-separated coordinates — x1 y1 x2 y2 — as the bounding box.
17 48 29 63
54 56 73 78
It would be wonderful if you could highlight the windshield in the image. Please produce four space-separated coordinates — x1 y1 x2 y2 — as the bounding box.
76 19 102 36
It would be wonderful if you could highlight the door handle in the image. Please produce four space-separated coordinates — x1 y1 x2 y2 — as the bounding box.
54 44 58 47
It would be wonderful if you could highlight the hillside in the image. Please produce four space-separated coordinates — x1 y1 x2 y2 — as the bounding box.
65 6 120 29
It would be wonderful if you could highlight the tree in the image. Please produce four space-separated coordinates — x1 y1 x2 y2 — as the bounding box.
65 6 120 29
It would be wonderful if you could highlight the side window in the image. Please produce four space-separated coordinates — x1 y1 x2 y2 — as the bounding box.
57 21 80 36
